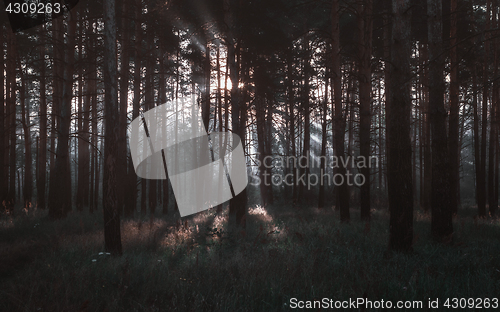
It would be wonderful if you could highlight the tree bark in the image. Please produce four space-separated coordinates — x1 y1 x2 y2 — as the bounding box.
421 43 432 212
332 0 350 222
48 11 76 219
117 0 131 216
299 33 311 203
225 0 247 229
103 0 123 255
126 1 143 217
428 0 453 241
146 20 156 215
358 0 373 221
388 0 413 252
488 1 499 216
159 46 169 215
89 21 99 214
287 51 297 203
203 40 211 132
7 31 17 205
0 24 6 203
77 11 90 211
318 73 328 209
20 69 32 208
448 0 460 215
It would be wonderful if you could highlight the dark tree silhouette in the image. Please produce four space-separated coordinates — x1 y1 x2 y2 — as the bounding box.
387 0 413 251
428 0 453 241
103 0 123 255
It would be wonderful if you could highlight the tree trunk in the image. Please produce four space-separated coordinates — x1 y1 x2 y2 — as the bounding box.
288 51 297 203
203 40 211 132
0 24 6 203
225 0 247 228
103 0 123 255
217 45 222 132
146 22 156 215
7 31 17 205
126 2 143 217
489 9 500 216
332 0 349 222
299 33 311 203
265 98 274 204
488 1 499 216
256 91 268 206
89 21 99 214
448 0 460 215
428 0 453 241
421 43 432 212
20 70 32 208
358 0 373 220
117 0 131 216
77 13 90 212
383 0 392 203
478 0 491 218
159 48 169 215
48 11 76 219
388 0 413 252
318 73 328 209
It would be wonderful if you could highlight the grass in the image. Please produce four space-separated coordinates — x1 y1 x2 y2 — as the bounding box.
1 204 500 311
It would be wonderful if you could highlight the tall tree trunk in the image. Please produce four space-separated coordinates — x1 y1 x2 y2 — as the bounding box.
77 12 90 211
388 0 413 252
358 0 373 220
378 79 384 206
256 91 268 206
214 45 223 213
224 0 247 229
48 11 76 219
383 0 392 202
0 24 6 203
421 43 432 212
332 0 349 222
50 16 64 173
117 0 131 216
472 71 485 217
318 73 328 209
7 31 17 205
428 0 453 241
478 0 491 218
103 0 123 255
265 98 274 204
146 22 156 215
126 1 143 217
488 1 499 216
76 20 83 211
20 70 32 208
203 41 211 132
89 21 99 214
299 33 311 202
217 45 222 132
448 0 460 215
492 5 500 216
287 51 297 203
159 47 169 215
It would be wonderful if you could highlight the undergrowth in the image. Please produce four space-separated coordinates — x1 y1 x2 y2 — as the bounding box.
0 205 499 311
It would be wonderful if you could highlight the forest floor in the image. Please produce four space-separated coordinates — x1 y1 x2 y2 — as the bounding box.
0 203 499 311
